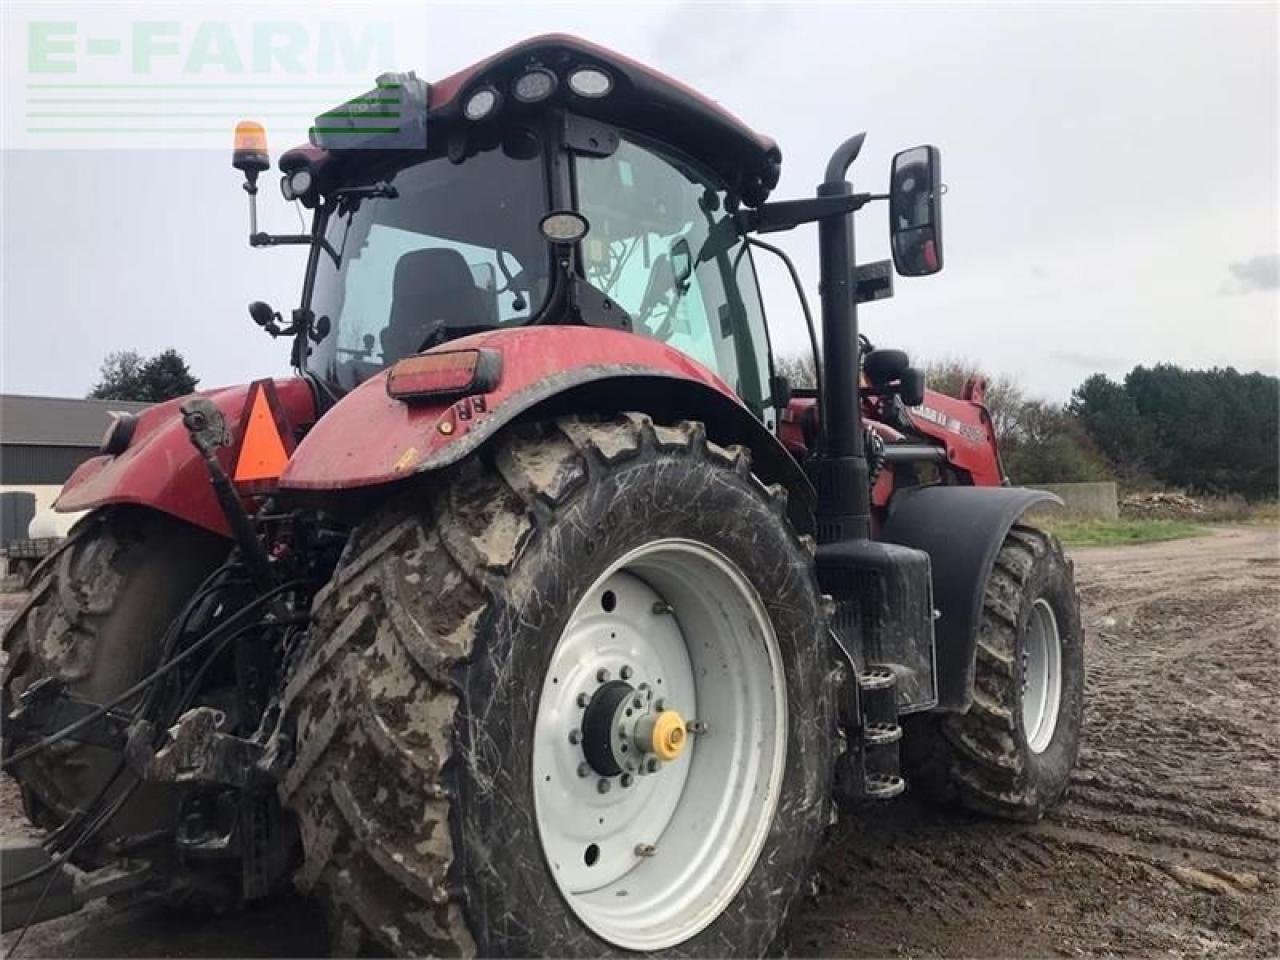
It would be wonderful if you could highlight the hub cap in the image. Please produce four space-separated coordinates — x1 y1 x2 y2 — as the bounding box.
1021 598 1063 754
532 539 786 951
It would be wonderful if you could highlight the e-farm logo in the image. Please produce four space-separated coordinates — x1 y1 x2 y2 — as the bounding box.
3 2 429 149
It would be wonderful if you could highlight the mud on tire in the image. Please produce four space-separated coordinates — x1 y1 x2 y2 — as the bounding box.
277 413 835 957
2 507 228 859
902 524 1084 821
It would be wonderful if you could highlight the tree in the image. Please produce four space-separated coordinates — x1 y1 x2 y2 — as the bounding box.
921 358 1025 441
1068 373 1149 481
1071 364 1278 498
774 353 817 389
89 349 198 402
1001 400 1110 485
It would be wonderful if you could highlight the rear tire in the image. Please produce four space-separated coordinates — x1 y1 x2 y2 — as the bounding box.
2 507 229 859
278 414 835 957
902 524 1083 821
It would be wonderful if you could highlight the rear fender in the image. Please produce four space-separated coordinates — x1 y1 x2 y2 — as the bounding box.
56 379 317 537
879 485 1059 711
280 327 815 531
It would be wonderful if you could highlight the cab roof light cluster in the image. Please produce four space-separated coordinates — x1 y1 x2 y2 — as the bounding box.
567 66 612 98
513 67 557 103
386 349 503 402
463 64 613 122
464 86 500 121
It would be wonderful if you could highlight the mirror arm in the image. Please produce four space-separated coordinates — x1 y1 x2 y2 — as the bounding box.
250 233 312 247
738 192 875 235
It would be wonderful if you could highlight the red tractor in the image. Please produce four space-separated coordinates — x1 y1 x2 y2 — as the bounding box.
2 35 1083 956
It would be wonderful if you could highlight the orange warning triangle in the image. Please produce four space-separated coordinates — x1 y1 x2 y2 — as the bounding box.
234 386 290 483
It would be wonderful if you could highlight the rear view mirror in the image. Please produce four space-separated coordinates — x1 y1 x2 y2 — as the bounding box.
670 236 693 291
889 145 943 276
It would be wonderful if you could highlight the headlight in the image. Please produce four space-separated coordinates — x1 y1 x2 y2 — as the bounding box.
464 86 499 121
513 68 557 103
280 167 313 201
567 67 612 99
539 210 590 244
288 168 313 197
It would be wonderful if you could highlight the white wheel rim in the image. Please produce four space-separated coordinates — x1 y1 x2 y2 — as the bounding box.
1021 597 1062 754
532 538 787 951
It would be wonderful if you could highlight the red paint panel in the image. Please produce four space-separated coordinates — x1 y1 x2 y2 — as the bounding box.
281 326 738 492
57 379 316 537
906 389 1004 486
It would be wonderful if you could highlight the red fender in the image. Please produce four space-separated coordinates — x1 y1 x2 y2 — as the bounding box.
56 379 317 537
280 326 759 492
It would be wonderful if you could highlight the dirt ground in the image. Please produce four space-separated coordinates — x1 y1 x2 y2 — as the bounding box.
2 526 1277 958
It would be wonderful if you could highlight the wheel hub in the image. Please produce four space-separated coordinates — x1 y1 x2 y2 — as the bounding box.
578 678 690 780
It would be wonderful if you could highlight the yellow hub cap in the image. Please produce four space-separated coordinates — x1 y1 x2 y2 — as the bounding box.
650 710 687 761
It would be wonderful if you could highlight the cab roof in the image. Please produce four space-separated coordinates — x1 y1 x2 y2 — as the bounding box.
285 34 782 206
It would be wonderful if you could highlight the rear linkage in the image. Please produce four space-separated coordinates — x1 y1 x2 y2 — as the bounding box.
1 398 344 938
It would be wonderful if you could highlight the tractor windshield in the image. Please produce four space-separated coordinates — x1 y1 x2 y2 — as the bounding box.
307 133 551 390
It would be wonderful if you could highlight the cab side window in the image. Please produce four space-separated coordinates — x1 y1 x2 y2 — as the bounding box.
575 136 773 418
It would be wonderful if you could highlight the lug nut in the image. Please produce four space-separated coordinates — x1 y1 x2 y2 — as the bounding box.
577 763 591 778
655 698 666 711
621 773 634 788
596 668 611 683
577 692 590 708
645 757 660 774
620 665 634 680
632 696 644 710
569 729 582 745
687 720 708 735
635 843 656 857
597 778 612 794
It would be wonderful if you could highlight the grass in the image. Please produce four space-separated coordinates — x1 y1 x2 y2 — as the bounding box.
1042 518 1211 547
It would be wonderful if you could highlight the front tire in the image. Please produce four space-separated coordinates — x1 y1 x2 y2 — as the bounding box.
902 524 1084 821
279 414 834 957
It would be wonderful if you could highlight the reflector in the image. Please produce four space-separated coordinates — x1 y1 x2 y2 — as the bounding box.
234 383 291 484
387 349 502 402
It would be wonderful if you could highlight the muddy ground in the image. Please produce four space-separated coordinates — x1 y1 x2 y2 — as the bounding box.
2 526 1277 958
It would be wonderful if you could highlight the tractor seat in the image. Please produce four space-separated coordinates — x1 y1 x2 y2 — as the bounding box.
382 248 493 359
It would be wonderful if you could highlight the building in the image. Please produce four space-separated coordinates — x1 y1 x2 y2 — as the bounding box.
0 394 151 541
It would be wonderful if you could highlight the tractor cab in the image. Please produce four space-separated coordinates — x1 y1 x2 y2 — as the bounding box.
233 35 779 419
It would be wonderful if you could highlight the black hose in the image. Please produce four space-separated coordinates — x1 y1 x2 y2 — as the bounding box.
746 236 826 448
2 581 302 773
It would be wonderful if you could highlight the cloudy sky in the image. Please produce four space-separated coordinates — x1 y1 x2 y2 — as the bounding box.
2 1 1277 401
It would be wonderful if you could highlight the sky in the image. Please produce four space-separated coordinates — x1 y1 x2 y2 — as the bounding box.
2 1 1277 402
